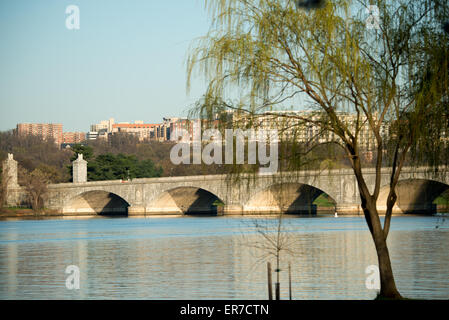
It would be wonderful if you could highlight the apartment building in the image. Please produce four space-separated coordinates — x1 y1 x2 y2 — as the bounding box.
16 123 63 145
225 110 388 151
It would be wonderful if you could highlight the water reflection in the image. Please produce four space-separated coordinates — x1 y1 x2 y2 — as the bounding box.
0 216 447 299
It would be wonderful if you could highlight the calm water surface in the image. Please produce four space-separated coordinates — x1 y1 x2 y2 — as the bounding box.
0 215 448 299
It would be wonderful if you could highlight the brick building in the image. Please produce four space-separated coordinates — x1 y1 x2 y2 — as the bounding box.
16 123 63 145
62 132 86 144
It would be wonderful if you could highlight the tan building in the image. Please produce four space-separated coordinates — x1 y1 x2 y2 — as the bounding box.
90 118 115 133
16 123 63 145
228 110 387 151
112 122 158 141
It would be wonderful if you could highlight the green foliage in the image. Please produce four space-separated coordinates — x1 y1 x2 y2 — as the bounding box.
70 144 94 161
433 190 449 205
1 131 230 181
312 193 336 207
212 199 225 206
87 153 162 181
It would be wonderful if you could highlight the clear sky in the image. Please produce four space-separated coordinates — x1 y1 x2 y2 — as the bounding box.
0 0 211 132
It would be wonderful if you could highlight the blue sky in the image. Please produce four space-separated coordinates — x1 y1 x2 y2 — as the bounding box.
0 0 211 132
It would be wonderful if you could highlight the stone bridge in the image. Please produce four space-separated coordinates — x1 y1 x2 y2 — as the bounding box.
3 154 449 216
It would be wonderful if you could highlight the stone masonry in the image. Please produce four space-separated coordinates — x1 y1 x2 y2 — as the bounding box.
72 154 87 184
3 153 449 215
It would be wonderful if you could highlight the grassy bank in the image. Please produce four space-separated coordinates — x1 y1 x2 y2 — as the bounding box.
313 193 336 207
433 190 449 205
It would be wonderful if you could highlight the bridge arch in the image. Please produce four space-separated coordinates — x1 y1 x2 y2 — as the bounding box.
62 190 130 216
376 178 449 214
146 186 225 215
243 182 337 214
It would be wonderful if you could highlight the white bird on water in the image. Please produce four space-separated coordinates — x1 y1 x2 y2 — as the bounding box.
334 211 338 218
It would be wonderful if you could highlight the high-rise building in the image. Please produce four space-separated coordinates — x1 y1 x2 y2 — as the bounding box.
88 118 115 141
16 123 63 145
90 118 115 133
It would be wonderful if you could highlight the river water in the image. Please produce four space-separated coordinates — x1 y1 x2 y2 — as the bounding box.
0 215 447 300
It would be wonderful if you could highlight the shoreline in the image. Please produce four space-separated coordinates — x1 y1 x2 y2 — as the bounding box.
0 209 438 221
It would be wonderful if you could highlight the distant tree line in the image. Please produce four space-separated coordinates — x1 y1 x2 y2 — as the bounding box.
68 144 163 181
1 128 447 187
0 131 228 186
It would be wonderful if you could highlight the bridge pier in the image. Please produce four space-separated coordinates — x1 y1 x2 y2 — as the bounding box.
376 203 437 215
128 206 146 216
336 204 362 215
223 204 244 215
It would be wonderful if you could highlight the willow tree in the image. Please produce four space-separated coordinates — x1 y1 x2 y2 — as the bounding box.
187 0 449 298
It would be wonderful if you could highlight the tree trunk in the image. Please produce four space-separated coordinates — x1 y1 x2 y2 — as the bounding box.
351 156 402 299
363 197 402 299
373 230 402 299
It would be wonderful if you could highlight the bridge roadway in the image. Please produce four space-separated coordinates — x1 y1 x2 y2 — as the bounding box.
5 166 449 216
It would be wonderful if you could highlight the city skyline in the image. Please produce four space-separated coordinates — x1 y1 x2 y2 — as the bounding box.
13 115 184 134
0 0 211 132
